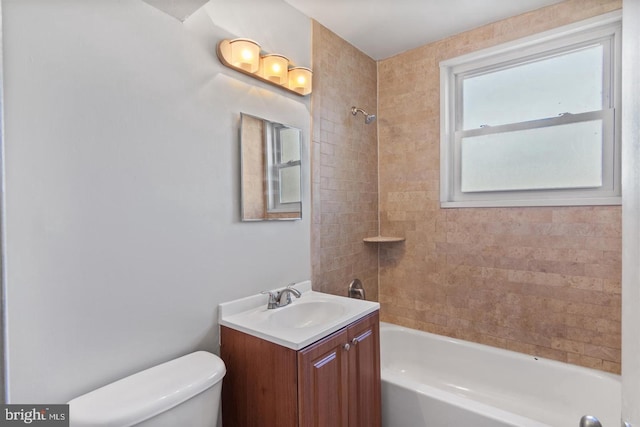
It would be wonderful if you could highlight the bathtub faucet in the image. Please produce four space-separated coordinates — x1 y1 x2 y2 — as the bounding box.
261 284 301 309
579 415 602 427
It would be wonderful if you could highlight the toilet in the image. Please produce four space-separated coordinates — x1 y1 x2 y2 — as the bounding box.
67 351 226 427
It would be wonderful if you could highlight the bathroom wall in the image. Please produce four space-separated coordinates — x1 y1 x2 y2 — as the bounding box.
2 0 311 402
0 0 4 405
310 22 379 300
378 0 623 373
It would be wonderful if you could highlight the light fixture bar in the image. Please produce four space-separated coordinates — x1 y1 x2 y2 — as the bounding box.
217 39 312 97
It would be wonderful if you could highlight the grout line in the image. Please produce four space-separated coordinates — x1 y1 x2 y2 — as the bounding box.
376 59 381 298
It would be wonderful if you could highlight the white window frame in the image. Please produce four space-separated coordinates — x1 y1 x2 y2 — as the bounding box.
266 122 302 213
440 11 622 208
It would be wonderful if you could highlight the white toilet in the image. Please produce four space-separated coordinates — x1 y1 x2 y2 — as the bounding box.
68 351 226 427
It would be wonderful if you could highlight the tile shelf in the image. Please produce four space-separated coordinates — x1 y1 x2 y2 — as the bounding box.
363 236 405 243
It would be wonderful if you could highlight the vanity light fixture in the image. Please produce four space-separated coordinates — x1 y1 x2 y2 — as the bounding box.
217 39 312 96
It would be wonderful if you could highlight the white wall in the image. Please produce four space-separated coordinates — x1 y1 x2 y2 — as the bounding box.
2 0 311 403
622 0 640 424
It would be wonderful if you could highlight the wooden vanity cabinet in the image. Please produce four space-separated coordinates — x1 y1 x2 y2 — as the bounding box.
220 311 381 427
298 311 381 427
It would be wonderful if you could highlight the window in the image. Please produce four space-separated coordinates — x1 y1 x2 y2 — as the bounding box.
440 12 621 208
266 123 302 213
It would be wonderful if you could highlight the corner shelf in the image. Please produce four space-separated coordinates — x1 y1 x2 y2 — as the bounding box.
363 236 405 243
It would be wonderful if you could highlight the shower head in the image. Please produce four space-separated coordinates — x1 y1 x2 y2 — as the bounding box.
351 106 376 124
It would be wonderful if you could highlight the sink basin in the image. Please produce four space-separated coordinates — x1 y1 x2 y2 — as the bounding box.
269 301 346 329
219 281 380 350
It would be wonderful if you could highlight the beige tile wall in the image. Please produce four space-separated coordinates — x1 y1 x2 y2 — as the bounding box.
311 22 379 299
377 0 622 373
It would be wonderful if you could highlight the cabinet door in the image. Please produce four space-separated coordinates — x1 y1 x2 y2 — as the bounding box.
348 312 381 427
298 328 350 427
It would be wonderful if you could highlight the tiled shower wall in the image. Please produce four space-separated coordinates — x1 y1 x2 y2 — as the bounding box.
377 0 623 373
311 22 379 299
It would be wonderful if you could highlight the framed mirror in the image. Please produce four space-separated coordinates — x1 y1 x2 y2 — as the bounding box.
240 113 302 221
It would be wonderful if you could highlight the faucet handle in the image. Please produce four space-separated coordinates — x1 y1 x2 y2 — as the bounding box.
261 290 278 309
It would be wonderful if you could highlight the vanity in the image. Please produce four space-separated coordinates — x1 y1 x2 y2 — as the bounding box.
218 281 381 426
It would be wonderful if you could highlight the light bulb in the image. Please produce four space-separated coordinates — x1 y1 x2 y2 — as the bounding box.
241 49 253 61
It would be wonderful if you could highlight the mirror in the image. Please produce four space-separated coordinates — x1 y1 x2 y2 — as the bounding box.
240 113 302 221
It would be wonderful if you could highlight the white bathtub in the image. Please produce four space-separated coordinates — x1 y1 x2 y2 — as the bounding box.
380 322 621 427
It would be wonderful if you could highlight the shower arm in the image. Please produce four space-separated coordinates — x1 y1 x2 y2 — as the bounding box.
351 106 376 124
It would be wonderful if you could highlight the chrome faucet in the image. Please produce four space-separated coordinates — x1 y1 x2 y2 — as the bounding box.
277 284 301 307
262 284 301 309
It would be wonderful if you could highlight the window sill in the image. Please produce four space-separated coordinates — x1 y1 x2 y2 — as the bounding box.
440 196 622 209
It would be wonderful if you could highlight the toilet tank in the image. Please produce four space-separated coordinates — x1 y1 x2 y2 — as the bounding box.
68 351 226 427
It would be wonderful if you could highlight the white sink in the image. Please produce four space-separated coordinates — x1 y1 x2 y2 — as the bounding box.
268 301 346 329
219 281 379 350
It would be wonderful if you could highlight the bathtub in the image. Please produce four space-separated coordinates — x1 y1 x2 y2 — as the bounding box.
380 322 621 427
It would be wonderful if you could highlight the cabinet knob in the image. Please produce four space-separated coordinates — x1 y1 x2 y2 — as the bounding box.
343 343 351 351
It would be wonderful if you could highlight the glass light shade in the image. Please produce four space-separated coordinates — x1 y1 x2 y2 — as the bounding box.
262 54 289 85
229 38 261 73
288 67 312 95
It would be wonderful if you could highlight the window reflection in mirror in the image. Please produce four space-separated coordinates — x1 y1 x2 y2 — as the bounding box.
240 113 302 221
